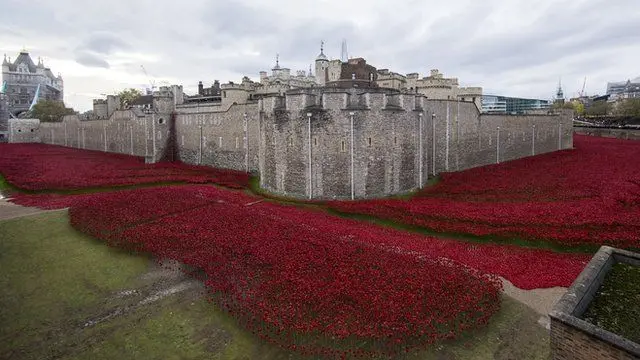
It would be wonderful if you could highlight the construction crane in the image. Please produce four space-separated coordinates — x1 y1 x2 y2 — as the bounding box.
140 65 156 94
579 77 587 97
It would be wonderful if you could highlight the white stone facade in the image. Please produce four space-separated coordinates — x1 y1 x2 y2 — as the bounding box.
2 51 64 116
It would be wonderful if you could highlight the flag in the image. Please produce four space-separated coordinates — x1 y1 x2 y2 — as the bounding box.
29 84 41 111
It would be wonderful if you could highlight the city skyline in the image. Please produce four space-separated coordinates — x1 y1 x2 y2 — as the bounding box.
1 0 639 112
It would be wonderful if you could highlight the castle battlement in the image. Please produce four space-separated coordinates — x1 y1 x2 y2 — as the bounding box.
220 83 247 90
255 88 434 113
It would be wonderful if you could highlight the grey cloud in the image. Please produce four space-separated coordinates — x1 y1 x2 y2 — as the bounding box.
74 51 110 68
200 1 279 39
78 32 131 55
4 0 640 109
71 32 132 69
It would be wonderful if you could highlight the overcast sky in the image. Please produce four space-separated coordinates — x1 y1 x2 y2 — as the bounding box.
1 0 639 112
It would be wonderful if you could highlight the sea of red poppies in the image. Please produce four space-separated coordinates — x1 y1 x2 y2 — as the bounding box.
1 139 608 356
0 143 249 190
65 185 506 356
329 135 640 249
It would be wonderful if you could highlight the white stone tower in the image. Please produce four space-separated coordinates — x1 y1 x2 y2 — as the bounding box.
314 41 329 86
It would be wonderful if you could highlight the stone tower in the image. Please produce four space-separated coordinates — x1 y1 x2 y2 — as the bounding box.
2 51 64 117
314 41 329 86
555 78 565 105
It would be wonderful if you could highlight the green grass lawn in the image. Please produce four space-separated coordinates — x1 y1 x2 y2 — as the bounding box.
0 210 551 360
581 262 640 344
0 175 9 192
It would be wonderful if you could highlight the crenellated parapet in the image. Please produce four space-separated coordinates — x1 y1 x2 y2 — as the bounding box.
220 83 246 90
257 87 436 114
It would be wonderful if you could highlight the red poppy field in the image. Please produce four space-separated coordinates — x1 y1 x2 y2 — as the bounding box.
0 143 249 190
2 136 622 357
329 135 640 249
65 185 507 357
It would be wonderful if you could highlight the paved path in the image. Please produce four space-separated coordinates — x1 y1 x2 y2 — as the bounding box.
501 278 566 316
501 278 566 329
0 196 57 221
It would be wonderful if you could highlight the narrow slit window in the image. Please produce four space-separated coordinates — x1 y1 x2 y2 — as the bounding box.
368 137 372 147
341 140 345 152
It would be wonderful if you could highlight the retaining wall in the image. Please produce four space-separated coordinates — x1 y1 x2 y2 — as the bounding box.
550 246 640 360
574 127 640 141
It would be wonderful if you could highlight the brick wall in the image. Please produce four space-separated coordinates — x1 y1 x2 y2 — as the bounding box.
550 318 638 360
550 246 640 360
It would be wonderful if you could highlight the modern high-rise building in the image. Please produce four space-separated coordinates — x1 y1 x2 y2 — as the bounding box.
1 50 64 117
481 95 551 114
606 76 640 100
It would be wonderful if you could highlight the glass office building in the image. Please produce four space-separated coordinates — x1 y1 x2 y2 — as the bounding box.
481 95 551 114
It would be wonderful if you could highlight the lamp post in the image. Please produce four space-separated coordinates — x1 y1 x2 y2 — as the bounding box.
243 113 248 172
199 125 203 164
307 112 312 200
558 121 562 150
532 124 536 155
418 112 423 187
258 111 263 187
144 116 149 156
130 124 134 155
349 111 355 200
496 126 500 164
151 113 156 161
431 113 436 176
445 104 450 171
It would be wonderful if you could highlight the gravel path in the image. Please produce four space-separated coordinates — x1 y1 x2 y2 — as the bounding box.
0 197 59 221
501 278 566 316
501 277 567 329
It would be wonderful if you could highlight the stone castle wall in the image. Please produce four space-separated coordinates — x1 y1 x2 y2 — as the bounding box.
258 91 572 199
8 119 41 143
173 101 261 172
34 109 172 162
17 90 572 200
